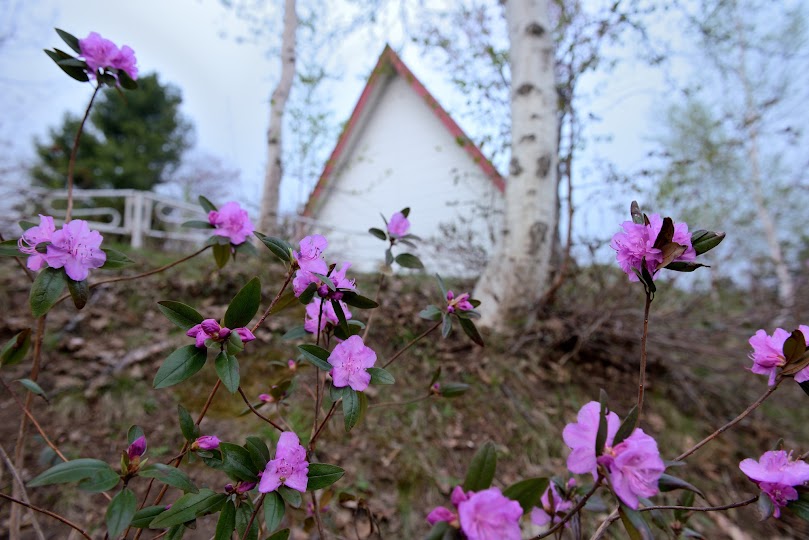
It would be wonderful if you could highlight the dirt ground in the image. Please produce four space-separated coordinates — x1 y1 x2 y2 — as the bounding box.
1 247 808 539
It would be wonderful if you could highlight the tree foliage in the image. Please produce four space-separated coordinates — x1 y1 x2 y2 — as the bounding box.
31 73 193 191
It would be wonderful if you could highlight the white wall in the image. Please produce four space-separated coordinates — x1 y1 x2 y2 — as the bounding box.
312 75 503 277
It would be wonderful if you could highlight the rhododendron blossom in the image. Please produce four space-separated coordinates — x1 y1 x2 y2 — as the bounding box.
17 214 56 272
79 32 138 81
304 297 352 335
563 401 620 478
328 335 377 391
387 212 410 237
610 213 695 282
186 319 255 348
45 219 106 281
458 487 523 540
258 431 308 493
531 481 574 527
446 290 474 313
740 450 809 518
749 327 809 385
208 202 254 245
294 235 328 273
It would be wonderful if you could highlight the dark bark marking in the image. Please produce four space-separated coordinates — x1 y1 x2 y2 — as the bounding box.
536 154 552 179
520 134 536 143
528 222 548 255
517 83 534 95
527 22 546 36
510 158 524 177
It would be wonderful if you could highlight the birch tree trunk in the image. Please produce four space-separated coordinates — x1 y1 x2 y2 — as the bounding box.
474 0 558 331
258 0 298 234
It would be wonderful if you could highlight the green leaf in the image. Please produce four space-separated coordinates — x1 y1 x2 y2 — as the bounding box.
368 227 387 241
690 230 725 255
619 503 654 540
435 274 448 297
263 491 286 532
385 248 394 266
424 521 455 540
282 325 309 341
101 248 135 268
212 243 230 268
166 524 188 540
343 388 361 432
298 344 333 371
157 301 204 331
757 491 774 520
55 28 81 54
117 70 138 90
419 305 443 321
131 506 166 529
630 201 644 225
307 463 345 491
1 329 31 366
214 500 236 540
235 501 259 540
298 282 317 304
67 278 90 310
45 48 89 82
234 240 259 257
665 261 708 272
657 473 705 499
254 232 293 263
139 464 198 493
245 437 270 470
29 267 67 317
198 195 218 213
439 382 470 398
340 291 379 309
400 207 410 218
503 477 549 513
332 299 349 334
269 289 299 316
214 352 240 394
429 367 442 387
0 239 22 256
463 441 496 492
267 529 291 540
226 331 243 354
149 489 227 528
595 389 609 457
613 405 638 446
178 404 198 442
278 486 302 508
458 317 484 347
787 492 809 521
367 367 395 385
127 426 144 445
441 314 452 338
153 345 208 389
77 466 122 492
224 277 261 329
182 220 215 229
219 442 259 481
394 253 424 269
106 487 137 539
28 458 116 487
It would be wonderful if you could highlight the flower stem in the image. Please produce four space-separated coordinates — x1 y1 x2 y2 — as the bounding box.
238 387 283 432
90 245 210 288
311 491 327 539
251 267 294 333
675 378 783 462
241 494 265 540
636 291 653 422
0 492 92 540
65 85 101 223
309 401 338 453
382 319 442 369
638 496 758 513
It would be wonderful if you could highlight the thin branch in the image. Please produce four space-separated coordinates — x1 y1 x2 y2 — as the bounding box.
91 246 211 288
382 319 442 369
638 496 758 513
309 401 338 452
241 494 265 540
636 292 653 422
238 387 284 431
250 267 294 332
0 492 92 540
0 444 46 540
310 491 327 539
65 85 101 223
0 377 68 462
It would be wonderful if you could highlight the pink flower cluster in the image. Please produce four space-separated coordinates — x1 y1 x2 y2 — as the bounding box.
208 202 254 245
292 235 356 300
427 486 523 540
748 326 809 385
78 32 138 81
610 213 695 282
446 290 473 313
186 319 255 349
17 215 106 281
387 211 410 238
563 402 665 509
327 335 377 392
258 431 308 493
304 297 352 335
740 450 809 518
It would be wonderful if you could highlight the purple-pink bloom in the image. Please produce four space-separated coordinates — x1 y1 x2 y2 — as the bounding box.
387 212 410 238
293 269 320 297
45 219 106 281
259 393 274 403
600 429 665 509
328 335 377 392
457 487 523 540
427 506 457 526
749 327 809 385
304 297 352 335
446 290 474 313
193 435 220 451
208 202 254 245
563 401 620 478
530 481 574 527
258 431 308 493
294 235 328 273
18 215 57 272
610 213 695 282
111 45 138 80
740 450 809 518
234 327 256 343
328 262 356 292
79 32 119 78
127 435 147 459
187 319 226 348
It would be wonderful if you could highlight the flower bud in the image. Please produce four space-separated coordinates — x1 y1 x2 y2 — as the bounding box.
127 435 147 460
192 435 220 451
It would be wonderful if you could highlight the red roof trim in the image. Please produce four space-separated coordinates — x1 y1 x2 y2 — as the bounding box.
302 45 505 217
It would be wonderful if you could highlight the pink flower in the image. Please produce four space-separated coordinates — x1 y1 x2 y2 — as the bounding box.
740 450 809 518
328 335 377 392
79 32 119 78
457 487 523 540
259 393 274 403
749 327 809 385
186 319 254 348
600 429 665 509
304 297 352 334
17 215 57 272
446 290 474 313
111 45 138 80
530 481 574 527
610 213 695 282
563 401 620 478
193 435 220 451
426 505 457 526
208 202 254 245
258 431 308 493
294 235 328 273
327 262 356 292
45 219 106 281
127 435 147 459
234 327 256 343
387 212 410 237
293 269 321 297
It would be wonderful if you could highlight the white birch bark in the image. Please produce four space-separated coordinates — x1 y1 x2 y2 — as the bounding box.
474 0 558 331
258 0 298 234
